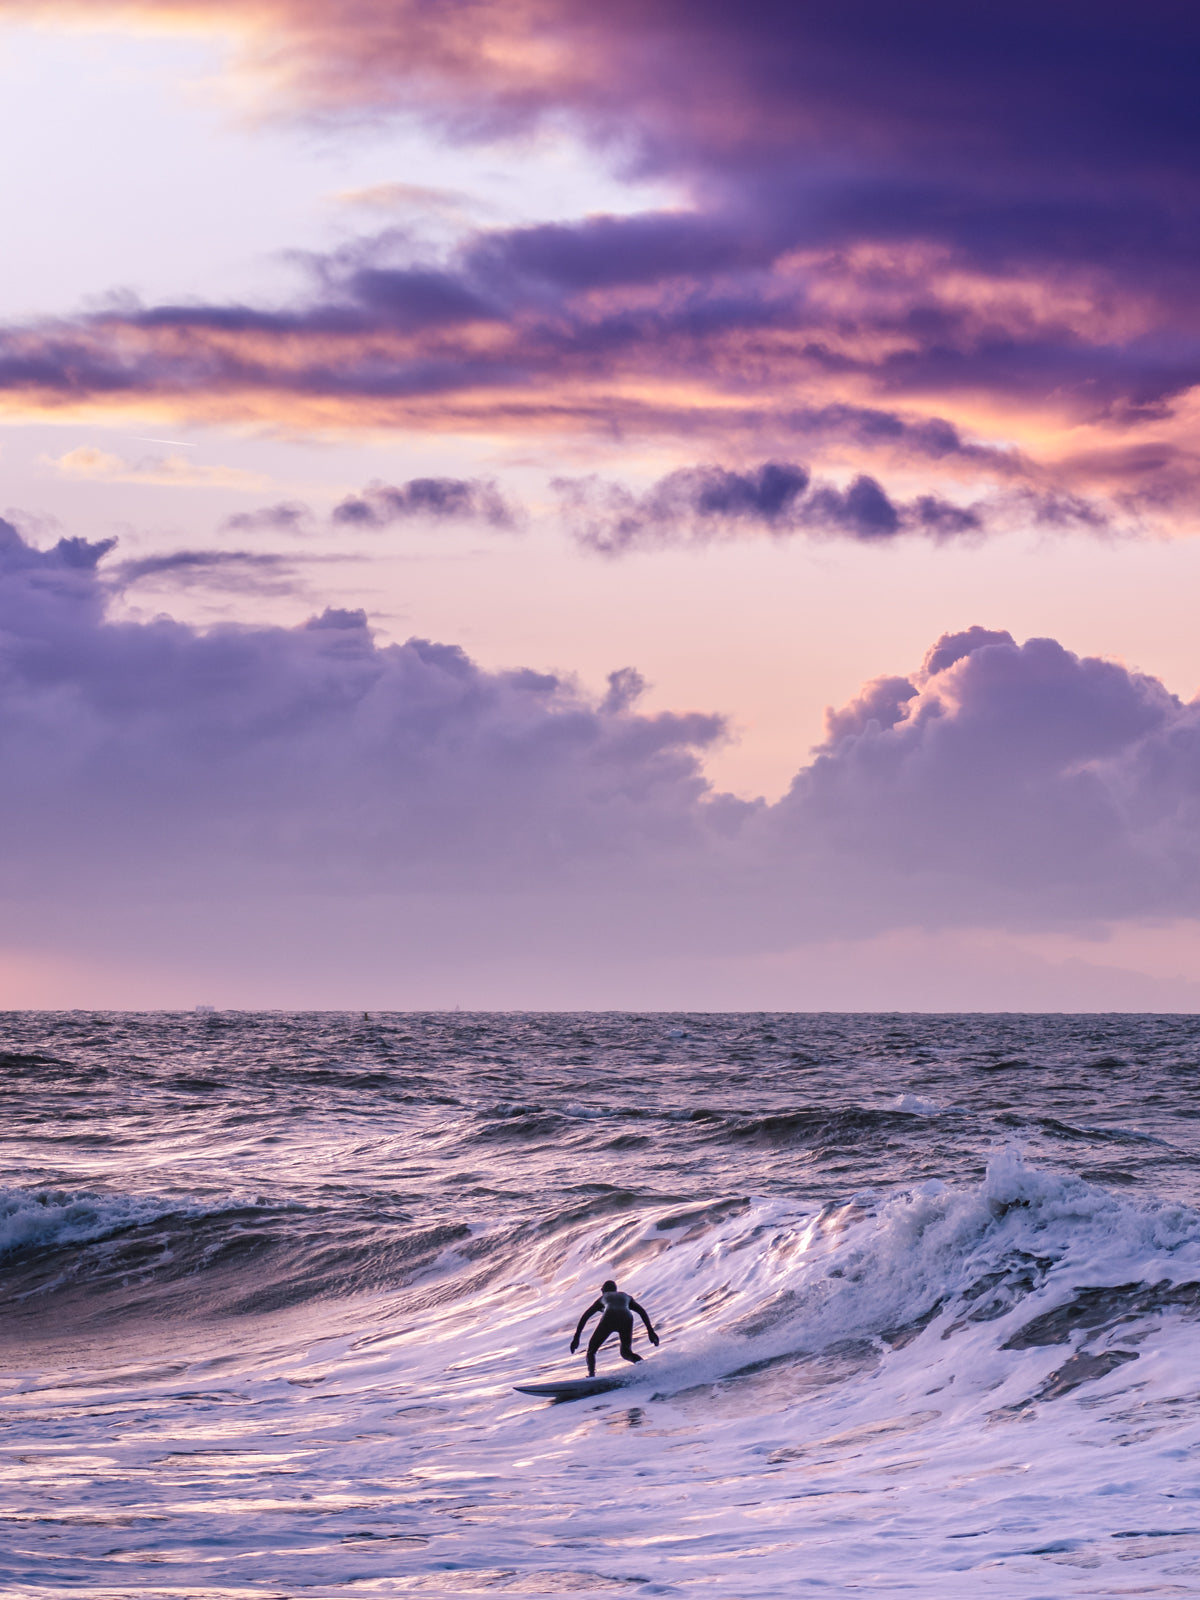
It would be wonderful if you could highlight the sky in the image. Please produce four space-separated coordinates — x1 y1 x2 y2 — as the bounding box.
4 0 1200 1009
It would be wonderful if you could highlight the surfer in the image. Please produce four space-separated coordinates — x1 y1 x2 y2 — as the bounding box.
570 1280 660 1376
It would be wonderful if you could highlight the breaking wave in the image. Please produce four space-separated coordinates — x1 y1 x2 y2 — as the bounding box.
10 1152 1200 1419
8 1011 1200 1594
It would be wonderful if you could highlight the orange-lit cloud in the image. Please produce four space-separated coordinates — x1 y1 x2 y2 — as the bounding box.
46 443 269 488
3 0 1200 535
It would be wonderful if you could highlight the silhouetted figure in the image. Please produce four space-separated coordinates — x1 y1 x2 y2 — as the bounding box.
571 1279 659 1376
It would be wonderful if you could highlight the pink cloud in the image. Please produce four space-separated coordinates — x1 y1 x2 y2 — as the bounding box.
2 2 1200 523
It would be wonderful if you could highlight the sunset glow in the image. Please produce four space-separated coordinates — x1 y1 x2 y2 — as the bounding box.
3 0 1200 1005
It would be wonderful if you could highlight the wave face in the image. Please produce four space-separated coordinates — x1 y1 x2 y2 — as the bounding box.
4 1011 1200 1596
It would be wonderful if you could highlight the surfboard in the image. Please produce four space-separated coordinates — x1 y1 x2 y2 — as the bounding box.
513 1375 629 1400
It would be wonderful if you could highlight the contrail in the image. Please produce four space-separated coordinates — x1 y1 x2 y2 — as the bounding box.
131 437 196 447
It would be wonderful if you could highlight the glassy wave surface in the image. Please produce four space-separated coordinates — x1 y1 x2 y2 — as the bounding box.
4 1011 1200 1596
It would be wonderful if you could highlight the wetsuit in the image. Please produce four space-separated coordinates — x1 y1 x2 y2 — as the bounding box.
571 1290 658 1376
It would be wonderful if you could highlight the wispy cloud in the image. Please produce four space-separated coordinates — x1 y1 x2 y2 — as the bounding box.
334 182 486 220
212 465 1119 556
223 501 314 534
331 476 517 529
556 462 985 553
46 445 269 491
108 547 300 594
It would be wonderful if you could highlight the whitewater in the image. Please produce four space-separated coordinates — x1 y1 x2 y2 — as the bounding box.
4 1013 1200 1597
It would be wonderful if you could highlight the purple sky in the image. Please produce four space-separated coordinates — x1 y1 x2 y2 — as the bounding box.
2 1 1200 1007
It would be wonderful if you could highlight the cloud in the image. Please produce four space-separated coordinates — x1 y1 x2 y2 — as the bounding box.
0 230 1176 534
334 182 484 220
201 464 1041 556
778 404 1023 472
109 548 300 594
0 519 729 908
556 462 983 552
223 501 314 534
821 676 919 747
773 626 1198 928
331 475 517 529
1 2 1199 521
0 217 1188 531
45 445 270 490
3 517 1200 962
219 480 517 537
25 0 1194 231
601 666 647 714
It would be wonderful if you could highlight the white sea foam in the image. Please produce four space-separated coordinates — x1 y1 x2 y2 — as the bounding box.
6 1011 1200 1596
0 1181 286 1267
0 1183 194 1261
893 1091 944 1114
9 1154 1200 1595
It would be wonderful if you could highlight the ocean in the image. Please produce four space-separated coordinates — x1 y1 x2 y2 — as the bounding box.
4 1010 1200 1597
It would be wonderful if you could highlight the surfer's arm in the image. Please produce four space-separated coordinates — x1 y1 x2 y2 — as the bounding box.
630 1299 660 1344
570 1299 603 1351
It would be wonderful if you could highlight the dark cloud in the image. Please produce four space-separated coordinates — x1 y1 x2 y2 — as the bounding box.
209 463 1088 560
556 463 809 552
557 463 984 552
219 482 517 538
1 2 1199 513
331 476 516 529
57 1 1196 225
779 404 1023 472
684 463 809 522
463 210 768 293
338 266 501 329
909 496 984 537
804 477 900 540
0 207 1192 521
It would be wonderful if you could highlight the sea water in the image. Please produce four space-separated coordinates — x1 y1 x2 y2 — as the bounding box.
4 1011 1200 1597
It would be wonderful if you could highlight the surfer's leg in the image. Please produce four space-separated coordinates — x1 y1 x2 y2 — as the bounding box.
586 1315 617 1376
616 1312 642 1363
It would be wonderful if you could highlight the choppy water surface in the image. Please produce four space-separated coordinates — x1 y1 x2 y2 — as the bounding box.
5 1011 1200 1597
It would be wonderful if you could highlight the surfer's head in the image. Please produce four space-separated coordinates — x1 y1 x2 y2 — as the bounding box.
601 1279 617 1293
